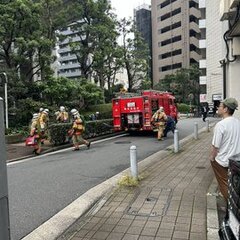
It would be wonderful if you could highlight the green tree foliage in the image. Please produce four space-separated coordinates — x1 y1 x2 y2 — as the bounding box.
65 0 118 81
0 0 65 82
155 64 200 104
117 18 149 92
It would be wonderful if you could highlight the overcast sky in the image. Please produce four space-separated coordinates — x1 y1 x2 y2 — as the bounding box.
111 0 151 19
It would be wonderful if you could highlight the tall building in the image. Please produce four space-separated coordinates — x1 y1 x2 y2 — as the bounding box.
151 0 201 84
134 4 153 84
57 26 82 79
199 0 224 108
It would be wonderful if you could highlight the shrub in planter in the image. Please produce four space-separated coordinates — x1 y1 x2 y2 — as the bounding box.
177 103 190 114
48 119 113 145
48 123 72 145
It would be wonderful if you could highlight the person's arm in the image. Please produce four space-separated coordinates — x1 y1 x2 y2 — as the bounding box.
210 145 218 162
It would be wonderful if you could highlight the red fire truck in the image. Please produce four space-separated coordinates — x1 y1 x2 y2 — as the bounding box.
112 90 178 132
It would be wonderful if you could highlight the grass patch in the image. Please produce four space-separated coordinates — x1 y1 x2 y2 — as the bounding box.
118 174 145 187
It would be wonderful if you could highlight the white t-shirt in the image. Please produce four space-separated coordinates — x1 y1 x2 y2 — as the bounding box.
212 116 240 167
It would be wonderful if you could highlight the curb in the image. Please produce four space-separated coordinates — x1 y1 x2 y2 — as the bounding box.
207 178 219 240
22 122 218 240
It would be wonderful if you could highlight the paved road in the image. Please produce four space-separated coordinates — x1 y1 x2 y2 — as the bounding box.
7 117 217 240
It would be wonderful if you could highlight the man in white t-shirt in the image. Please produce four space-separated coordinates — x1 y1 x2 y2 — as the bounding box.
210 97 240 202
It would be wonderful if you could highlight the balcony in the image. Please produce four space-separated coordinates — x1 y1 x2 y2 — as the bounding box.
199 59 206 69
199 39 206 49
199 19 206 29
199 76 207 85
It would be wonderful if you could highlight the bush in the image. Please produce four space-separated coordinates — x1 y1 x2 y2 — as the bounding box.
177 103 190 113
48 119 113 145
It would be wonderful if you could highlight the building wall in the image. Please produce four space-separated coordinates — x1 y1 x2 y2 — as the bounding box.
205 0 225 104
152 0 201 85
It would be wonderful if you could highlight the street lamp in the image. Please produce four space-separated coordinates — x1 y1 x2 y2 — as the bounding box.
0 72 8 129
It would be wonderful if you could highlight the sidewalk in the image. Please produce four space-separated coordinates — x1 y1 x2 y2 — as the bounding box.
55 131 221 240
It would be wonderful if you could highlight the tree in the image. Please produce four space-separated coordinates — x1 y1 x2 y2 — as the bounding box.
0 0 65 83
66 0 117 80
117 18 149 92
155 65 200 104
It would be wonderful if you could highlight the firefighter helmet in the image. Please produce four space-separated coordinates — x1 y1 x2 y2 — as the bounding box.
60 106 65 112
70 109 79 116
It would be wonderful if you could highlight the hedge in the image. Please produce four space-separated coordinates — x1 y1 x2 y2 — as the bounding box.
48 119 113 145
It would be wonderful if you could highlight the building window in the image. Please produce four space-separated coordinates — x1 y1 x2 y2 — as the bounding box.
161 21 181 34
161 65 172 72
172 35 181 43
161 12 171 21
160 0 177 8
189 15 198 23
172 8 181 17
160 49 182 59
172 21 181 30
189 0 198 8
172 63 182 69
161 26 171 34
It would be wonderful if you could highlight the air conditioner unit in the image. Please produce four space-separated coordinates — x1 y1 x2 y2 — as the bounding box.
229 0 240 9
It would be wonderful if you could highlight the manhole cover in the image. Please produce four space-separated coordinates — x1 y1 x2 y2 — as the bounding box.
196 166 206 169
115 141 131 144
126 188 172 217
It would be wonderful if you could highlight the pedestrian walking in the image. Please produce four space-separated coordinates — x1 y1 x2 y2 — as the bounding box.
70 109 91 151
201 104 208 122
210 97 240 202
151 106 167 141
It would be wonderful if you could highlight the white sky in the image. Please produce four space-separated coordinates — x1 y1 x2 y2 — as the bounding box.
111 0 151 19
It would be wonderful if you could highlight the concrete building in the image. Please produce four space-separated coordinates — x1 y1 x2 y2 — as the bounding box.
57 26 82 79
219 0 240 118
134 4 153 84
151 0 201 84
199 0 225 108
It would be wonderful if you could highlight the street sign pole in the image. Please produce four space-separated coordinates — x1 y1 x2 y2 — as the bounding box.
0 98 10 239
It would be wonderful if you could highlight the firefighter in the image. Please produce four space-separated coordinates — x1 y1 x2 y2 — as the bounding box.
29 113 41 155
56 106 69 123
151 106 167 140
70 109 91 151
39 108 49 145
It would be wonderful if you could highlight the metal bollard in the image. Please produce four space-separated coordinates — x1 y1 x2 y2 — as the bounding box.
130 145 138 179
206 119 210 132
174 129 179 153
0 98 10 239
194 122 198 140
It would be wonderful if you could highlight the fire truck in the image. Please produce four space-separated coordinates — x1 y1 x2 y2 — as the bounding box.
112 90 178 132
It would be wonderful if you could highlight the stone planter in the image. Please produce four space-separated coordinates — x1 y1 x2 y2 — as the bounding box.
5 134 25 144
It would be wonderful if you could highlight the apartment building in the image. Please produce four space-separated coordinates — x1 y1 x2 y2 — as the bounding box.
199 0 225 108
57 26 82 79
151 0 201 84
134 4 153 84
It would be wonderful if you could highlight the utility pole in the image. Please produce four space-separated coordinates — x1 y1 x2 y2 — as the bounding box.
0 98 11 239
0 72 8 128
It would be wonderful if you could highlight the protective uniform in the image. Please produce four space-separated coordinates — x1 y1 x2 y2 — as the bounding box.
70 109 90 150
56 106 69 123
29 113 41 154
39 109 49 131
151 107 167 140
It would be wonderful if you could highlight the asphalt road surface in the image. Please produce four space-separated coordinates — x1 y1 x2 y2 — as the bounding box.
7 117 217 240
